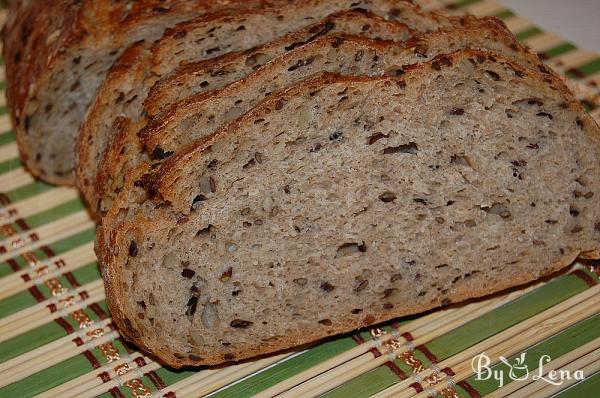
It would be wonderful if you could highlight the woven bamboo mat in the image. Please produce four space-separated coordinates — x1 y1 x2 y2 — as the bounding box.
1 0 600 397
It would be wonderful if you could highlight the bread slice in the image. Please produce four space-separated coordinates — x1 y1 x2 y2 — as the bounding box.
94 17 545 217
97 49 600 368
144 10 414 117
3 0 272 185
77 8 416 210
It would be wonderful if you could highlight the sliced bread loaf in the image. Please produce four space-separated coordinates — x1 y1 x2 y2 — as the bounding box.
93 17 545 216
3 0 272 185
93 17 550 218
77 8 415 209
143 10 414 117
139 17 544 155
98 50 600 367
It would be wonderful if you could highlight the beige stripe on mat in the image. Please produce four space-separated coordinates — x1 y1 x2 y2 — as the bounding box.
0 168 35 192
0 142 15 164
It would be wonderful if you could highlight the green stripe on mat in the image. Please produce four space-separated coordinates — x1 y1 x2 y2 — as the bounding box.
556 371 600 398
0 355 100 398
0 131 15 146
451 0 482 8
494 9 515 20
0 301 109 364
208 337 358 398
464 314 600 396
515 27 543 42
322 366 400 398
0 227 95 277
0 198 87 235
566 57 600 79
0 157 21 174
0 262 102 318
542 42 577 58
0 337 130 398
0 291 37 320
3 180 55 204
25 198 87 229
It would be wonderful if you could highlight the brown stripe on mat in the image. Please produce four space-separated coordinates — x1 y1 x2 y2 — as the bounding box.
64 272 80 288
99 371 111 383
393 325 482 397
415 333 481 398
390 329 424 392
135 356 168 390
7 257 20 271
14 218 30 232
458 380 483 398
110 387 127 398
147 370 167 390
416 343 438 364
571 269 598 287
55 317 75 334
28 285 45 302
90 302 109 320
83 350 102 369
352 334 408 380
566 67 586 79
0 193 11 206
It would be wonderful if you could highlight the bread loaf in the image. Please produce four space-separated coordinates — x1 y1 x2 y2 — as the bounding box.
2 0 272 185
98 50 600 367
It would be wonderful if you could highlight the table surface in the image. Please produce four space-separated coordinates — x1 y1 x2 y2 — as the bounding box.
501 0 600 53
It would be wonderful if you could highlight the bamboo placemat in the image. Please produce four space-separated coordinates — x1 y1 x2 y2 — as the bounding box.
1 0 600 397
